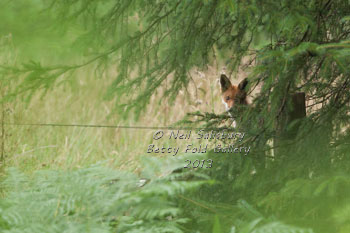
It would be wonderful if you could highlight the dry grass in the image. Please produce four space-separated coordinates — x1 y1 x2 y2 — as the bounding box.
1 64 250 173
1 34 256 174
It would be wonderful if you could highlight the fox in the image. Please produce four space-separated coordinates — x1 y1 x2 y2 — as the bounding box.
220 74 249 112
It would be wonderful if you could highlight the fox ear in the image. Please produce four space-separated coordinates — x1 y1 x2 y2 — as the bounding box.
238 78 248 91
220 74 232 92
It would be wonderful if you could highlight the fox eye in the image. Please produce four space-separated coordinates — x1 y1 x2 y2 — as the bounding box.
225 96 230 101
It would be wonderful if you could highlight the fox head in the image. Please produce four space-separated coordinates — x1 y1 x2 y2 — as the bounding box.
220 74 248 111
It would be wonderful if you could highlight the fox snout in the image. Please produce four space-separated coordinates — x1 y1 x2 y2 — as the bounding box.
220 74 248 112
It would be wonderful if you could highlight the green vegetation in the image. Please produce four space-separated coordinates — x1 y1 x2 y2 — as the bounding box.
1 0 350 232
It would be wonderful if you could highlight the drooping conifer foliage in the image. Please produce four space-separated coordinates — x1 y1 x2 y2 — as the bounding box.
2 1 350 121
1 0 350 232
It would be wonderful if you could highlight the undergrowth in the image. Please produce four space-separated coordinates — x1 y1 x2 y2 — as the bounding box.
0 159 320 233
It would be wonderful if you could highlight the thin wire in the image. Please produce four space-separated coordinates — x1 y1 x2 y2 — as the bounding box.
4 122 229 131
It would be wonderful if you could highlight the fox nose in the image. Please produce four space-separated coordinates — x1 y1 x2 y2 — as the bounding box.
226 104 235 112
222 99 234 111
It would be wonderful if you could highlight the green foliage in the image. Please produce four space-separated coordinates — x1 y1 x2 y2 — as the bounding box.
1 0 347 121
1 1 350 233
0 161 211 233
3 0 350 129
0 161 321 233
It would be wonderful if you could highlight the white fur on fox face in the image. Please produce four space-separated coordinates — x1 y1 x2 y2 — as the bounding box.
222 98 236 127
222 99 229 111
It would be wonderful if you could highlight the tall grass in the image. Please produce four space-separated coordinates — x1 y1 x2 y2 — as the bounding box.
1 37 247 173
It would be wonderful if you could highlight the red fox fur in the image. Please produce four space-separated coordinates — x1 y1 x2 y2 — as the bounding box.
220 74 249 111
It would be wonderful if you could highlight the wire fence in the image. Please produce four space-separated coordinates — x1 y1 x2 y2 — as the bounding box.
3 122 212 130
